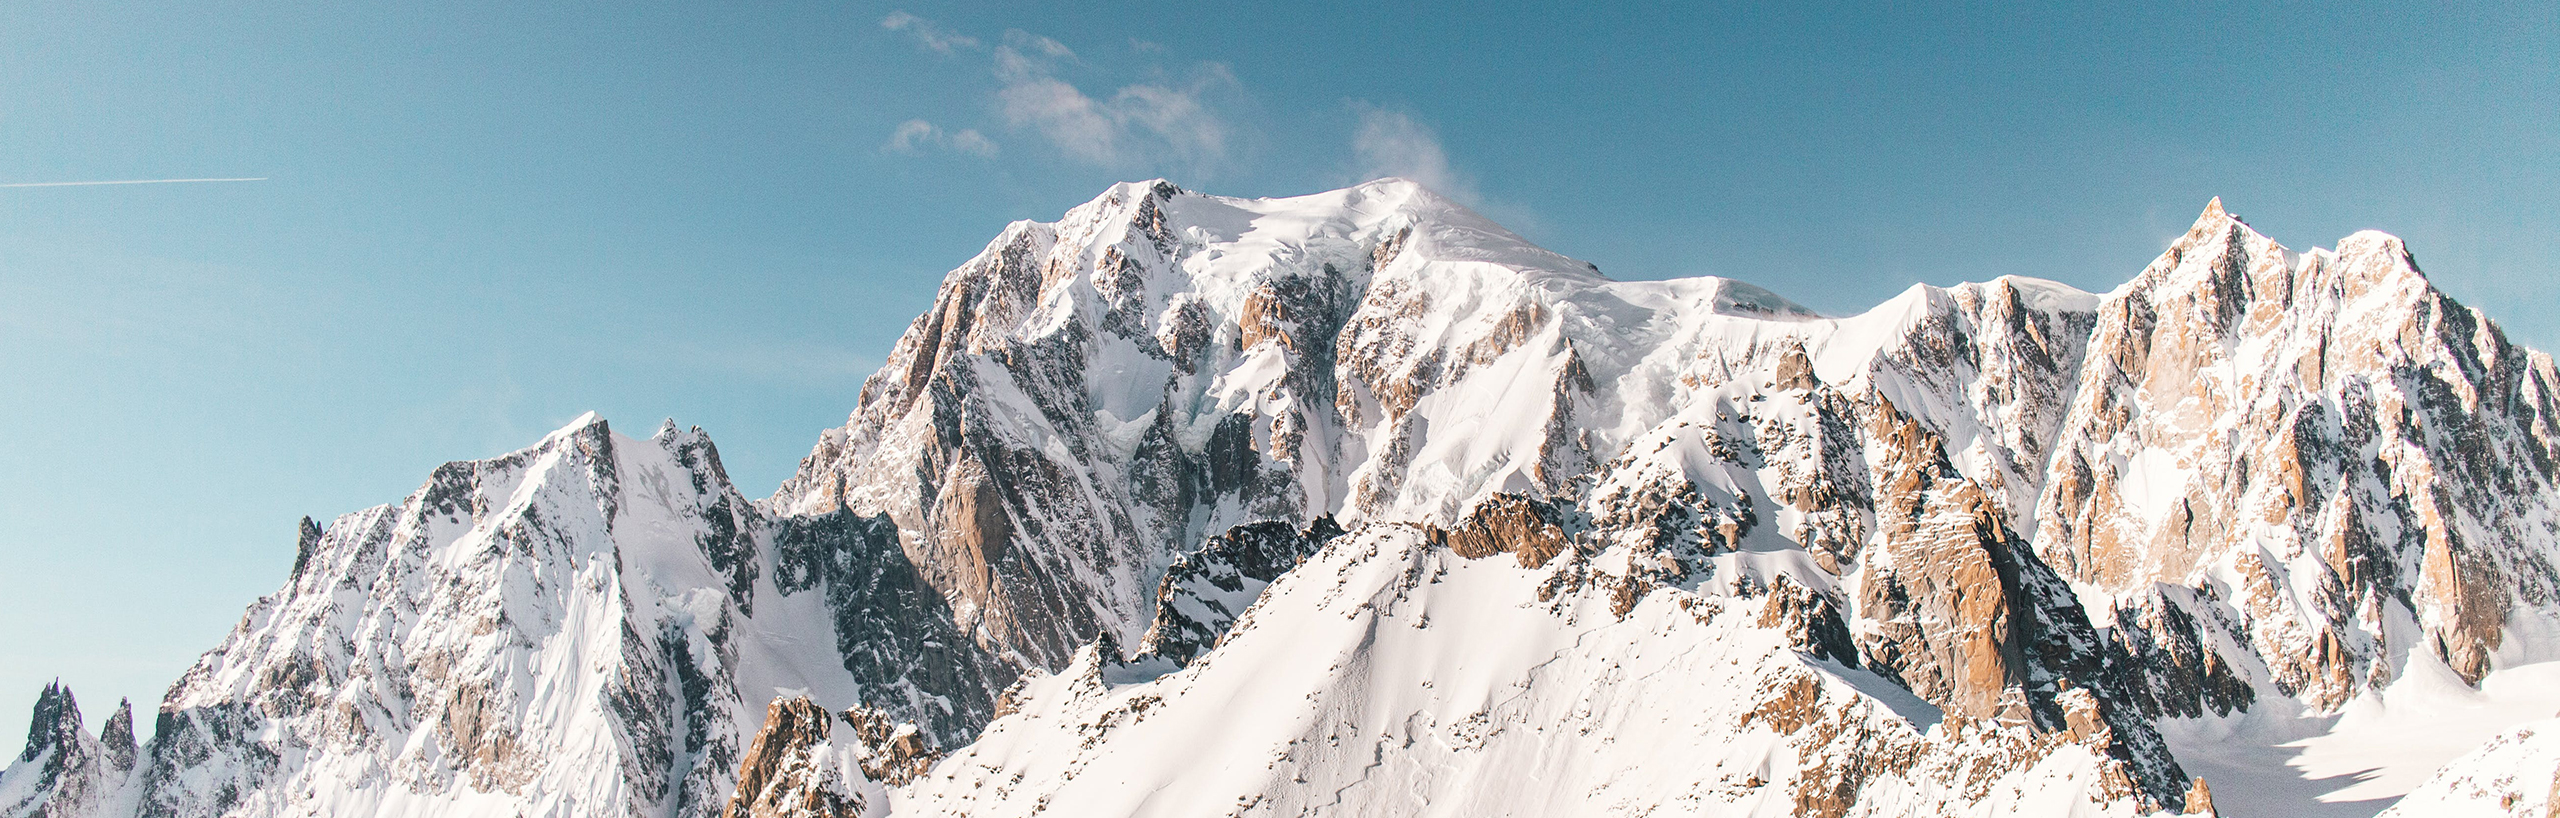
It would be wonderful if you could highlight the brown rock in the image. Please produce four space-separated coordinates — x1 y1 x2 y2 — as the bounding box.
842 705 941 787
2184 776 2216 816
724 697 860 818
1426 494 1575 568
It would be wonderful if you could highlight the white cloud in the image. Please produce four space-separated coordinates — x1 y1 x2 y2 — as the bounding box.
991 35 1235 174
1352 105 1463 198
946 128 999 156
1348 103 1539 233
993 78 1119 164
881 11 979 54
1004 29 1077 62
883 119 998 157
876 19 1241 177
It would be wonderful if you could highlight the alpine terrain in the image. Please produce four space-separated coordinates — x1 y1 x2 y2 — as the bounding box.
10 179 2560 817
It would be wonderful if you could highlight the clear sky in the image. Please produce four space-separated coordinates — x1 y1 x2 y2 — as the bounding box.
3 0 2554 744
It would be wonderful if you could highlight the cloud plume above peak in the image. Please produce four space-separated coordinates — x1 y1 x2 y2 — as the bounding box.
1349 103 1538 234
1351 107 1459 198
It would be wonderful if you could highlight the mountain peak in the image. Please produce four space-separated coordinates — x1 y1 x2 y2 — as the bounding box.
2175 196 2250 243
1082 178 1187 213
17 680 77 763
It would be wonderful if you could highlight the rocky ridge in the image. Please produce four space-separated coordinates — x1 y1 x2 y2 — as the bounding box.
8 416 1006 818
0 684 137 818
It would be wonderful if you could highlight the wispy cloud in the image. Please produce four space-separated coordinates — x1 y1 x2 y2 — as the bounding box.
1351 107 1460 197
880 11 978 54
1003 29 1076 62
0 177 265 188
884 119 998 157
992 31 1235 175
1348 103 1539 233
874 14 1240 177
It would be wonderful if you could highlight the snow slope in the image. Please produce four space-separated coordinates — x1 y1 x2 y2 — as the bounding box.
2381 713 2560 817
899 525 2159 817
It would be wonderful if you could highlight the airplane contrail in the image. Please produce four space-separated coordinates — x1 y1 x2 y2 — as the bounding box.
0 177 267 188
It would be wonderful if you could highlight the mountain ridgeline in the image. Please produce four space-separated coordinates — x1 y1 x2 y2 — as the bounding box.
10 180 2559 817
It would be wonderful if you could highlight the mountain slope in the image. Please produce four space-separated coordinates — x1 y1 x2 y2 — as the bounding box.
2381 714 2560 817
88 417 1003 818
897 524 2173 817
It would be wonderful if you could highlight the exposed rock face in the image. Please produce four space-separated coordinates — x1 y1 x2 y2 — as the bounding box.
1136 517 1342 666
770 180 1613 670
2183 776 2216 816
94 416 1001 818
768 511 1010 743
719 699 944 818
1 684 135 818
1426 494 1576 568
835 706 938 788
2037 200 2560 713
723 698 877 818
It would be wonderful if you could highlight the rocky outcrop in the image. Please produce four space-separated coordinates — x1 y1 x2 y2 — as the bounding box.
725 698 865 818
836 706 938 788
0 684 135 818
719 698 943 818
1137 517 1343 666
2182 777 2217 816
1426 494 1576 568
721 697 903 818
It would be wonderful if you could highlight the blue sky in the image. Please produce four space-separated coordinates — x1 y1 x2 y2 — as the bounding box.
2 0 2553 742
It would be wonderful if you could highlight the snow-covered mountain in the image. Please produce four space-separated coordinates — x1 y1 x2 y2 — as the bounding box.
11 179 2560 817
6 417 1006 818
761 179 2198 813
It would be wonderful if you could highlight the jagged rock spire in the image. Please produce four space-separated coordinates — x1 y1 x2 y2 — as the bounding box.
18 681 79 764
4 681 124 818
98 700 135 773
